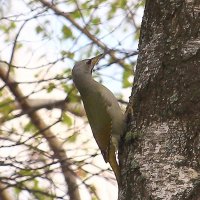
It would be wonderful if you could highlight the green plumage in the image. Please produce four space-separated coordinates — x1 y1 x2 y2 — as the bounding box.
72 54 125 185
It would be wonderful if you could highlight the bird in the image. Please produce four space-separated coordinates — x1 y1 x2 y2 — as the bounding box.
72 54 125 185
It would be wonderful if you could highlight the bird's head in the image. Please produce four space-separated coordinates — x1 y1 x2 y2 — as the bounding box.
72 54 104 78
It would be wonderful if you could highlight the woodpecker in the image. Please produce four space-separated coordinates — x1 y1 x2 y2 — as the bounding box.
72 54 125 184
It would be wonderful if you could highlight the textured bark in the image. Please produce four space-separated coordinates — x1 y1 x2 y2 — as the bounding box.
119 0 200 199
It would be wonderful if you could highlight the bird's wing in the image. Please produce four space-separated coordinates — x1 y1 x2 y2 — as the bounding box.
95 90 115 163
93 122 112 163
82 89 113 163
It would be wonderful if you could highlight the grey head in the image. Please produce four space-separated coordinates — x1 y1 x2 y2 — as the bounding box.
72 54 104 80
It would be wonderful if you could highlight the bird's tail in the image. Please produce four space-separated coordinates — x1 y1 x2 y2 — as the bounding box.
108 144 121 185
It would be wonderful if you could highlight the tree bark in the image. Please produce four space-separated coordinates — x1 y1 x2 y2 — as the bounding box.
119 0 200 199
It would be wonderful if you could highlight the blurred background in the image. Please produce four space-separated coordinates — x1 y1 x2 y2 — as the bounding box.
0 0 144 199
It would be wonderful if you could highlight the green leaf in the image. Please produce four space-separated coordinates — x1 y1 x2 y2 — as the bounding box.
135 1 145 8
35 25 43 34
120 0 127 8
33 179 39 189
68 134 77 143
0 21 16 34
61 83 70 93
32 179 53 200
82 1 90 9
16 42 23 49
10 21 16 29
0 98 13 115
61 50 74 59
92 17 101 25
14 187 22 196
62 113 72 127
61 83 79 102
68 52 75 59
122 69 133 88
94 27 100 35
47 82 56 93
24 122 37 133
71 10 81 19
62 25 73 39
134 28 141 40
108 3 117 18
18 169 34 176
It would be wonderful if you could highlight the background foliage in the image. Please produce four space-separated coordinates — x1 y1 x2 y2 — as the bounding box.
0 0 144 199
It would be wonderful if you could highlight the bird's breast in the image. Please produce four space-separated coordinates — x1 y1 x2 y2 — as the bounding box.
81 89 111 133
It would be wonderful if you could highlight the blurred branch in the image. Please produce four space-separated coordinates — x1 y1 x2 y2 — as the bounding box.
0 183 13 200
12 99 85 117
0 97 127 124
39 0 131 70
7 21 27 80
0 64 81 200
25 99 85 115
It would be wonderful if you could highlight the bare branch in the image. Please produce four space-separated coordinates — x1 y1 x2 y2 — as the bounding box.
11 99 85 117
38 0 131 70
7 21 27 80
0 183 13 200
0 64 81 200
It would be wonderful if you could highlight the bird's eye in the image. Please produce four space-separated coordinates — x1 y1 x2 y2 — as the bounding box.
86 59 92 65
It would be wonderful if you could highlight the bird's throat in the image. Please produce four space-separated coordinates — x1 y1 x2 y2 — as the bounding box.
74 74 96 93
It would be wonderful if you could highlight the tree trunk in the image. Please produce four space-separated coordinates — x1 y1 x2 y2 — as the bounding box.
119 0 200 199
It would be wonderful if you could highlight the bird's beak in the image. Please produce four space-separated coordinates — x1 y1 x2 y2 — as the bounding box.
90 53 104 68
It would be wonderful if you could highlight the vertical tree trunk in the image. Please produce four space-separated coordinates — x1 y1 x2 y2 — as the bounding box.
119 0 200 199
